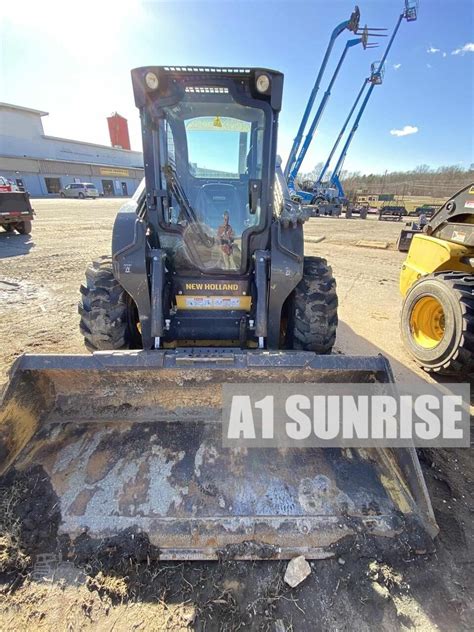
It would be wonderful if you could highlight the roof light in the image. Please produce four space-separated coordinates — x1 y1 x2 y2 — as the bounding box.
255 73 270 94
145 71 159 91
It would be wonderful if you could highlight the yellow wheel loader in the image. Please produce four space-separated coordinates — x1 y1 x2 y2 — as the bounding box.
400 183 474 375
0 67 437 561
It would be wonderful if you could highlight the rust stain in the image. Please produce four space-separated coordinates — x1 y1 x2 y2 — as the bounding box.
68 488 97 516
0 399 38 473
118 460 150 516
85 449 115 485
227 449 248 476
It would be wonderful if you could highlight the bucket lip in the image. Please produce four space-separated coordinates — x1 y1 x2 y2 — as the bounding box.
12 349 393 376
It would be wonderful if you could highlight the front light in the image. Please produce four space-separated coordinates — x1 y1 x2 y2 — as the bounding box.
145 71 159 91
256 73 270 93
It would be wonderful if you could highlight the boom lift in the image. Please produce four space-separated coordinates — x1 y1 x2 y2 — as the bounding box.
284 7 385 195
311 0 419 207
286 22 384 200
284 5 361 183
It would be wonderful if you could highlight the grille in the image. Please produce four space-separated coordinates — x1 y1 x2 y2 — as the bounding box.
185 86 229 94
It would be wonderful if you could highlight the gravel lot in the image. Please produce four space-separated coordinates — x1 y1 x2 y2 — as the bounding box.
0 198 472 631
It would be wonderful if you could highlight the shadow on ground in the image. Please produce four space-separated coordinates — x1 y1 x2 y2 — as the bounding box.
0 233 34 259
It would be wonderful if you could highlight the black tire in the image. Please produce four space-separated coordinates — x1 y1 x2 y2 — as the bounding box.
79 256 141 351
60 192 66 198
401 272 474 374
3 224 14 233
360 208 368 219
78 192 85 199
291 256 338 354
16 220 32 235
345 209 352 219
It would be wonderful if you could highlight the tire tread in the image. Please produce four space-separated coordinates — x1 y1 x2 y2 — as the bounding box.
78 256 139 351
403 271 474 375
292 256 338 354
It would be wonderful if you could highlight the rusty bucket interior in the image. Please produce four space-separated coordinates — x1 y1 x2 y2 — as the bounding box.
0 349 438 560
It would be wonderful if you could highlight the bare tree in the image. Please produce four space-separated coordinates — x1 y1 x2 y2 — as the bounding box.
341 164 473 199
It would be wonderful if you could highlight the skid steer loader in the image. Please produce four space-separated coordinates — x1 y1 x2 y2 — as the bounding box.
0 67 437 560
400 183 474 375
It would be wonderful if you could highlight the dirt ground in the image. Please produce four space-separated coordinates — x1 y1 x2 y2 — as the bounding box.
0 199 472 631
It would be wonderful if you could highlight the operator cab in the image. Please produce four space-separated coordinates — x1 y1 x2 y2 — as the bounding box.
131 66 283 275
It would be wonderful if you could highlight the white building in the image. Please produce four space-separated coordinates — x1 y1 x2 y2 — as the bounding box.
0 103 144 197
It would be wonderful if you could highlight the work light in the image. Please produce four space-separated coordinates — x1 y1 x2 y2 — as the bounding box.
145 71 159 91
255 73 270 93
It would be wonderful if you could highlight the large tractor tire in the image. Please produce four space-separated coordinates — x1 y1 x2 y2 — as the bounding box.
291 256 338 354
401 272 474 374
79 256 141 351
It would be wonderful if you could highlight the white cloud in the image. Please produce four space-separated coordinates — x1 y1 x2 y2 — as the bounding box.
427 46 440 53
452 42 474 55
393 63 402 70
426 63 432 69
390 125 419 137
442 52 447 58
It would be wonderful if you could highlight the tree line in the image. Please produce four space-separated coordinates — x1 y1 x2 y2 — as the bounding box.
301 164 474 199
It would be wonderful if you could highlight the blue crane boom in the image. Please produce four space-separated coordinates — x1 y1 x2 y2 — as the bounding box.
316 77 368 186
287 37 365 192
283 6 361 182
327 1 418 198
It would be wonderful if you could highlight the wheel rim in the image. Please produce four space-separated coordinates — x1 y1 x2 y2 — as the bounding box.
410 296 445 349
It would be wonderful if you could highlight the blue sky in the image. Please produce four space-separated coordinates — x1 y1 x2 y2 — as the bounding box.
1 0 473 174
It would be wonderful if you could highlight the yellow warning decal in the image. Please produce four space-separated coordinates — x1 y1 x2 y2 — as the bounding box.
213 116 222 128
469 185 474 195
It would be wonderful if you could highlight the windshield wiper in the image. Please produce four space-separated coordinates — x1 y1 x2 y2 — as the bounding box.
163 164 214 247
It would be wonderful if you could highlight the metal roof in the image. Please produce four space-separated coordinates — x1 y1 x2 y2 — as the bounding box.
0 102 49 117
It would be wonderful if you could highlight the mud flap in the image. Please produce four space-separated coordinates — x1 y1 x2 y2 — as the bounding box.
0 350 438 560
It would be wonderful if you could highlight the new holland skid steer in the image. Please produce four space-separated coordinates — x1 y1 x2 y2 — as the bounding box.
0 67 437 560
400 183 474 375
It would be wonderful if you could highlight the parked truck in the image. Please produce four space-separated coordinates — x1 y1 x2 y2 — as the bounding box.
0 191 34 235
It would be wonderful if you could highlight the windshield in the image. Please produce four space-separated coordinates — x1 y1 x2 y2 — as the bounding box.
161 91 266 272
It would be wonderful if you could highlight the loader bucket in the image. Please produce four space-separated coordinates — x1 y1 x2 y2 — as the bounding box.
0 350 437 560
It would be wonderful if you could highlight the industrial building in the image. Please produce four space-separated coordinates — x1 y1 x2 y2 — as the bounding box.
0 103 144 197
